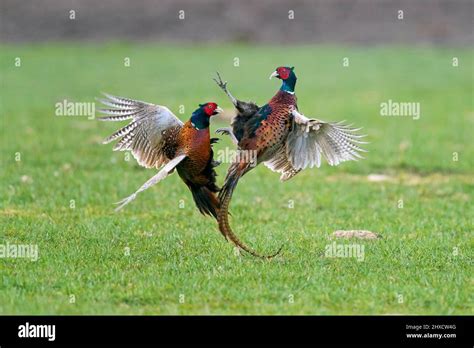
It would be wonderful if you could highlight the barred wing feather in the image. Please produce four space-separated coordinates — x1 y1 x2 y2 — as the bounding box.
263 146 301 182
98 93 183 169
287 116 367 170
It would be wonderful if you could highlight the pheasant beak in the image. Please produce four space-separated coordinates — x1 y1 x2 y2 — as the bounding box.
269 70 279 80
213 106 224 115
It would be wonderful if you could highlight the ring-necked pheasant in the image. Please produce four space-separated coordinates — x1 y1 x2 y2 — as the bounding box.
98 94 223 219
214 67 367 258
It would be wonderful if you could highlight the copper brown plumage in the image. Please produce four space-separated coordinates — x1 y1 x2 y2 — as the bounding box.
98 94 223 220
214 67 367 258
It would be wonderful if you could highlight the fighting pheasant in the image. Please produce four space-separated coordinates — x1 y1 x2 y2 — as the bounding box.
214 67 367 258
98 93 223 219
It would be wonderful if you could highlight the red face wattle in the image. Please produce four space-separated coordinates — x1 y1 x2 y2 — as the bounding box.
203 102 219 116
276 67 291 80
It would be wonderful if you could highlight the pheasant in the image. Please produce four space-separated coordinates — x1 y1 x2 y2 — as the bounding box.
214 67 367 258
98 93 223 219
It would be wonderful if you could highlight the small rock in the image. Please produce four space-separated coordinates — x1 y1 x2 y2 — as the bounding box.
399 140 410 151
20 175 33 184
62 163 72 172
332 230 379 239
367 174 391 182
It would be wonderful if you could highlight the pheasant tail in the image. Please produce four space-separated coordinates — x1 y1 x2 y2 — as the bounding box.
217 162 284 259
189 185 220 219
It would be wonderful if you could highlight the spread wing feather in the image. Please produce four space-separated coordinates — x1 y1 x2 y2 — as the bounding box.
98 93 183 169
287 112 367 170
263 146 301 182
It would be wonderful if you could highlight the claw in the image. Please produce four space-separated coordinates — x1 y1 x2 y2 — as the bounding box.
211 160 221 168
214 72 238 107
215 127 238 146
216 127 231 135
212 78 222 88
214 72 227 90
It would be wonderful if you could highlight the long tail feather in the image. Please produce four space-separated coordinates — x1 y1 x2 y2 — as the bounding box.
189 185 220 220
217 162 284 259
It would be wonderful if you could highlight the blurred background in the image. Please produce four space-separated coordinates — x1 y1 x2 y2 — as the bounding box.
1 0 472 44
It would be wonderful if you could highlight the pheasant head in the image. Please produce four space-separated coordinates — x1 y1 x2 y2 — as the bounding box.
269 66 297 93
190 102 223 130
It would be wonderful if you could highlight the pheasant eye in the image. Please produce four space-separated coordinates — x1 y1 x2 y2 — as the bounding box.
277 67 290 79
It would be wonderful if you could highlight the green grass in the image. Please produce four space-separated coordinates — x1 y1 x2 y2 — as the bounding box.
0 44 473 314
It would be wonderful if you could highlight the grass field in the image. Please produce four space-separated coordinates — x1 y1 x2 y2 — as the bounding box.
0 44 473 314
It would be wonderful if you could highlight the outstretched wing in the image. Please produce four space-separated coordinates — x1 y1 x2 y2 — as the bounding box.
98 93 184 168
114 154 187 211
263 146 301 182
287 110 367 170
